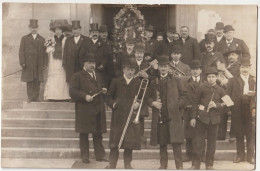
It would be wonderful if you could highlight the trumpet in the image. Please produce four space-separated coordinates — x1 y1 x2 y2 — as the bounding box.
118 78 149 150
169 62 186 77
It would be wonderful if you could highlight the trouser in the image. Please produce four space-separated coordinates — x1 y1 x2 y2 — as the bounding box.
186 138 206 165
193 120 219 168
109 147 132 168
26 79 40 101
160 143 183 169
79 133 105 160
217 111 228 140
139 116 147 145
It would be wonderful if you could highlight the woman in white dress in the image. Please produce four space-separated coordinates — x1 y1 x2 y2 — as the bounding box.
44 20 71 101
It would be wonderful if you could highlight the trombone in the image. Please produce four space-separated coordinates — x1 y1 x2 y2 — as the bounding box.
118 78 149 150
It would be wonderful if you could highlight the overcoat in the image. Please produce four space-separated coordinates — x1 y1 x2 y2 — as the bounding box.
201 51 225 74
63 35 87 82
19 34 46 82
69 70 107 134
148 75 188 145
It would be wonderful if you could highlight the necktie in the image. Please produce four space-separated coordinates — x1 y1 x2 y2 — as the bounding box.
92 72 96 80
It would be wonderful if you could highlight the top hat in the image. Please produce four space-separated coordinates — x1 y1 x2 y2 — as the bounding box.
204 34 216 43
167 25 177 33
134 43 145 52
122 57 138 68
157 55 170 65
170 45 182 53
223 46 241 56
145 25 155 32
99 25 108 32
72 20 81 29
126 37 136 44
224 25 235 33
81 53 96 64
89 23 99 31
240 58 251 66
29 19 39 28
49 19 69 32
205 67 218 75
215 22 224 30
190 60 202 69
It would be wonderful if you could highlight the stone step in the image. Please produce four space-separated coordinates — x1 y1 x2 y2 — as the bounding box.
1 100 23 110
1 147 236 160
1 137 237 150
22 102 76 110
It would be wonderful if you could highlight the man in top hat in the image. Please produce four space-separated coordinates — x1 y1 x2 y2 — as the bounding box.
180 26 201 66
199 29 216 52
105 58 145 169
63 20 87 83
168 45 191 80
19 19 47 103
217 25 250 63
183 60 206 164
227 58 256 164
69 53 108 163
148 55 188 169
79 23 108 86
201 34 225 75
190 67 226 170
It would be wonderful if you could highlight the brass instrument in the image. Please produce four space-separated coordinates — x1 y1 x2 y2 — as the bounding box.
133 65 151 78
118 78 149 150
169 62 186 77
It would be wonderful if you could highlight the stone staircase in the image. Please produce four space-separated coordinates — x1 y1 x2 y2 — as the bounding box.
2 101 237 160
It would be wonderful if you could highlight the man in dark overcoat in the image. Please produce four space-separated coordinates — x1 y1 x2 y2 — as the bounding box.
63 20 87 83
19 19 47 103
69 53 108 163
105 58 144 169
227 58 256 164
144 24 157 61
148 55 188 169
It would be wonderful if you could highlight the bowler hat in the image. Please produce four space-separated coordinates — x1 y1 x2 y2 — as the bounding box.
190 60 202 69
240 58 251 66
89 23 99 31
145 25 154 32
72 20 81 29
223 46 241 56
157 55 170 65
207 29 215 34
205 67 218 75
134 43 145 52
82 53 96 64
215 22 224 30
167 25 176 33
122 57 138 68
204 34 216 43
99 25 108 32
29 19 39 28
49 19 70 32
224 25 235 33
170 45 182 53
156 32 164 37
126 37 136 44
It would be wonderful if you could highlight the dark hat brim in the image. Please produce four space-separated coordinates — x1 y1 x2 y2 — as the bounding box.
158 61 170 65
72 26 81 29
224 28 235 33
191 65 202 69
205 71 218 75
224 49 241 56
29 25 39 28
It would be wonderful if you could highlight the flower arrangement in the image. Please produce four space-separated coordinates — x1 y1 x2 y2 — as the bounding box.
112 4 145 53
44 37 56 54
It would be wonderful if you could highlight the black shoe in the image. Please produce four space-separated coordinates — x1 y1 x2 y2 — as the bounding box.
82 158 90 163
247 158 255 164
201 156 205 163
158 166 167 169
125 164 133 169
177 166 183 170
183 156 192 162
105 164 115 169
188 166 200 170
27 99 32 103
233 156 245 163
96 157 109 162
206 166 214 170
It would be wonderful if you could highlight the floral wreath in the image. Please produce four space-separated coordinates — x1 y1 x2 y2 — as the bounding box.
112 4 145 53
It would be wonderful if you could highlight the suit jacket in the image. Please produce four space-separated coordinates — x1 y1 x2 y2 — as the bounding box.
115 49 135 77
201 51 225 74
161 39 181 56
19 33 46 82
217 37 251 62
180 36 201 66
69 70 107 134
227 61 240 77
63 34 87 82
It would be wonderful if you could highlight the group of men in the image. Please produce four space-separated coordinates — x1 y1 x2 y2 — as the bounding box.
19 19 256 170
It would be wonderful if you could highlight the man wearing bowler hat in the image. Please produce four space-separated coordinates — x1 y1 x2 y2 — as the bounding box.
63 20 87 83
217 25 250 63
79 23 108 86
19 19 47 103
69 53 108 163
227 58 256 164
215 22 225 44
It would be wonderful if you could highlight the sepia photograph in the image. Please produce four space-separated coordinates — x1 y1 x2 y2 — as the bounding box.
1 1 258 170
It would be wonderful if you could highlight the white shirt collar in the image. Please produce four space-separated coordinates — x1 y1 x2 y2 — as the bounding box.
92 39 98 44
136 59 143 66
172 60 179 66
240 74 249 94
74 35 81 43
123 74 133 85
216 35 223 42
160 73 168 78
226 38 233 44
167 38 173 43
240 74 249 80
192 76 200 82
32 34 37 39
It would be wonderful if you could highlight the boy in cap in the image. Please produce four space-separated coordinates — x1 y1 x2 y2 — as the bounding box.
227 58 256 164
105 58 144 169
148 55 188 169
69 53 108 163
19 19 46 103
190 67 227 170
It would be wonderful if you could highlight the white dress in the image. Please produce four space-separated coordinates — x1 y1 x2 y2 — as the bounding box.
44 36 70 100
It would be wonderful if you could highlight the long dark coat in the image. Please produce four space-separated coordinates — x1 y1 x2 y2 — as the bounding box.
19 34 46 82
63 35 87 83
148 75 188 146
227 75 256 135
115 50 135 77
69 70 107 134
106 76 144 150
180 36 201 66
161 39 181 56
201 51 225 75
